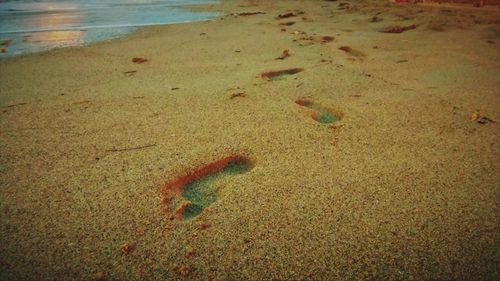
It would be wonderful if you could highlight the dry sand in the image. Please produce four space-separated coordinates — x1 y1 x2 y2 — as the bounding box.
1 0 499 280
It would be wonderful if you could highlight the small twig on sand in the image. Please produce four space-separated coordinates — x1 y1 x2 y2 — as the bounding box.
5 102 28 108
236 12 266 16
106 143 156 152
72 100 91 105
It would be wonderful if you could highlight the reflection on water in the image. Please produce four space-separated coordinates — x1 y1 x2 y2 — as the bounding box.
20 3 83 46
23 31 83 43
0 0 219 59
23 3 82 31
0 2 85 33
0 1 86 57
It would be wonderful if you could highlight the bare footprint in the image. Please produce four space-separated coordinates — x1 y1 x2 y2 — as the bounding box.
160 155 254 220
261 68 303 81
295 98 343 124
338 46 366 61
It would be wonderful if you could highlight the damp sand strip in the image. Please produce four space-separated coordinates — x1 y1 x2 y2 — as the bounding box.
161 155 253 220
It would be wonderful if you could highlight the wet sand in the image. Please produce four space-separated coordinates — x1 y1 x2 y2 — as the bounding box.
1 0 499 280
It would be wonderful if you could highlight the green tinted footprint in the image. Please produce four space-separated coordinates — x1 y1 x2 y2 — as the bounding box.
182 158 252 220
295 98 342 124
161 155 254 221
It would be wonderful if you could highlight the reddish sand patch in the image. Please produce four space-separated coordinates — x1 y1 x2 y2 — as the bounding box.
132 57 148 64
381 24 417 33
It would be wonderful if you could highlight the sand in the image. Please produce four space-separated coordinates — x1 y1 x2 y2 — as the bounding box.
1 0 499 280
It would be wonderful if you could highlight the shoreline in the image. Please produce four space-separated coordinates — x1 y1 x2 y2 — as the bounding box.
1 0 499 280
0 0 222 61
0 16 220 62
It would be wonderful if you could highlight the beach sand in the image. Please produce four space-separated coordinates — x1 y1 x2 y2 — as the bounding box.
1 0 499 280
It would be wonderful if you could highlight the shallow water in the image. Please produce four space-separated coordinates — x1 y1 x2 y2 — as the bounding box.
0 0 219 59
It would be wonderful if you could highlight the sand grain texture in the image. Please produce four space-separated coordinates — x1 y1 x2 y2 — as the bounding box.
1 0 499 280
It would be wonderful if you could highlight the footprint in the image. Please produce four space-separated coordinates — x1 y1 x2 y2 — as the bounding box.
295 98 342 124
161 155 253 220
338 46 366 61
261 68 303 81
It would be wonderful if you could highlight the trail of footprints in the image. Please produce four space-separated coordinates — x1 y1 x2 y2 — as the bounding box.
161 8 350 222
161 98 342 221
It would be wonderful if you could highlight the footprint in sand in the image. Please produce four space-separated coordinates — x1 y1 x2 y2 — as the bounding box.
161 155 253 220
261 68 303 81
338 46 366 61
295 98 342 124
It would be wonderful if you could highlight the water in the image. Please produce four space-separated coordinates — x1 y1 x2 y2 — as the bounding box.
0 0 220 59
